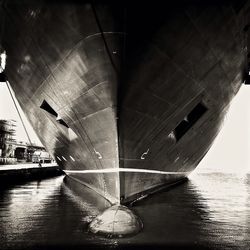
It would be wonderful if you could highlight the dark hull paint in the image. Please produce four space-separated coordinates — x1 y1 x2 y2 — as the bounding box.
0 1 246 203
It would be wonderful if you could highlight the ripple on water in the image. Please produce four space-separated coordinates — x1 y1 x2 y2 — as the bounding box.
0 173 249 249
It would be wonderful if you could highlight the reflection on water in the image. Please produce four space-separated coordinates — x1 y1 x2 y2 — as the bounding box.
0 173 250 249
0 176 64 244
190 173 250 246
0 176 114 249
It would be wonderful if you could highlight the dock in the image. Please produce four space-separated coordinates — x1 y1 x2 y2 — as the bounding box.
0 163 63 184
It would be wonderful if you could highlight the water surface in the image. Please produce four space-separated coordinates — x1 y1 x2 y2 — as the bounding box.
0 172 249 249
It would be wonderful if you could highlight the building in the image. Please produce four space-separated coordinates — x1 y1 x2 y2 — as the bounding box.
0 119 16 159
0 119 51 164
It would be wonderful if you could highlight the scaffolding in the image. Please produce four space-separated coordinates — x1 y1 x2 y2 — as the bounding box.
0 119 16 158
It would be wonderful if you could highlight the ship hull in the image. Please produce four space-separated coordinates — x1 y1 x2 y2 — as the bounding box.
0 1 246 204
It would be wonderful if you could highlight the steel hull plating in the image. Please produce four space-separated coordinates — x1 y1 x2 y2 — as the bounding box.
0 1 246 204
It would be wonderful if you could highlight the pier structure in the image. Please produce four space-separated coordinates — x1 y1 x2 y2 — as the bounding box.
0 163 63 183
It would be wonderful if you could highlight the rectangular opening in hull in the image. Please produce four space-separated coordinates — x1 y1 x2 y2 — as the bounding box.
174 102 207 141
57 118 69 128
40 100 58 117
40 100 69 128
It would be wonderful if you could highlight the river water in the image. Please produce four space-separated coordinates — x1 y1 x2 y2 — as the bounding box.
0 171 249 250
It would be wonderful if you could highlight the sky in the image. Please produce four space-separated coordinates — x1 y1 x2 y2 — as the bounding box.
0 82 42 146
197 85 250 173
0 81 250 172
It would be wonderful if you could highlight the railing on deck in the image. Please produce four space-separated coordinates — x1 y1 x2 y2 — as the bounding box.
0 158 17 165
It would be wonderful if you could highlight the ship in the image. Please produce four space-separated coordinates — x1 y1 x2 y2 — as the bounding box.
0 0 249 235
